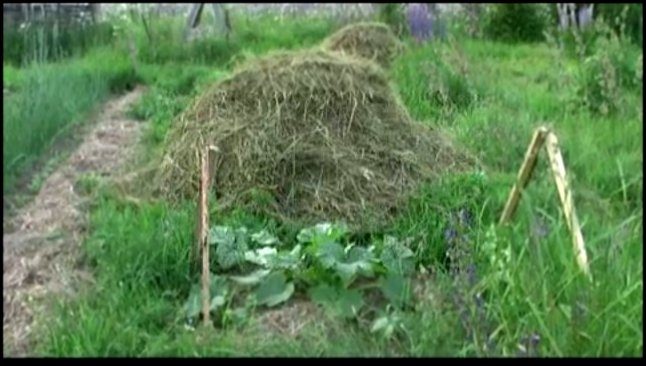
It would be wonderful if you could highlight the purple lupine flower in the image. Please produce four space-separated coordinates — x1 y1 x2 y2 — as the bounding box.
466 262 478 287
406 3 431 43
445 208 497 354
446 208 548 357
445 207 475 274
445 226 458 241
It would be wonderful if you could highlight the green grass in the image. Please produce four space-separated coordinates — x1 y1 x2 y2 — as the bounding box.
2 48 139 198
5 14 642 357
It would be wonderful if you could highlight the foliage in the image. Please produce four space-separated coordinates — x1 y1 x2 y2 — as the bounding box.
184 222 420 324
482 4 549 43
548 20 643 116
3 48 139 196
595 4 643 46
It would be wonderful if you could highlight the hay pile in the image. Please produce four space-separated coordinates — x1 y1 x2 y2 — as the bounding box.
322 22 403 68
155 49 473 227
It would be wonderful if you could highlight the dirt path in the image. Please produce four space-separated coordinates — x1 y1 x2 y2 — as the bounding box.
3 88 145 357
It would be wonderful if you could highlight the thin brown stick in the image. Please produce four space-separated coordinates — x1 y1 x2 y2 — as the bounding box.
499 126 550 224
199 145 220 327
545 133 591 279
199 147 210 325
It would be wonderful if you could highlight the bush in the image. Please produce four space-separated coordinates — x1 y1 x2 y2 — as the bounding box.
483 4 548 43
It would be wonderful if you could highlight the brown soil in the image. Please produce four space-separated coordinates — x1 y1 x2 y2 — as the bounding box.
2 88 145 357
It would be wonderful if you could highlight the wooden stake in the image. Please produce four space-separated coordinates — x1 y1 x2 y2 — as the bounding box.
498 127 591 279
196 145 219 326
545 133 591 279
499 127 550 224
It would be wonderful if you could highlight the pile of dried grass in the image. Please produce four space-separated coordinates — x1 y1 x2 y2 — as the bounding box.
321 22 403 68
154 49 473 227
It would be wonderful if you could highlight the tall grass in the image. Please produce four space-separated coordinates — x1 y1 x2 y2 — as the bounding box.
3 48 138 196
3 21 114 66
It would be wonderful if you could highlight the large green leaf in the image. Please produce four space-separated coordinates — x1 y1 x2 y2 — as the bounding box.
268 244 303 270
254 271 295 307
211 226 248 270
380 236 415 276
317 241 345 268
316 243 375 286
208 225 235 246
297 222 349 244
370 313 404 339
184 274 229 319
229 269 271 285
251 229 280 247
379 274 413 309
308 283 365 319
244 245 302 270
244 247 278 267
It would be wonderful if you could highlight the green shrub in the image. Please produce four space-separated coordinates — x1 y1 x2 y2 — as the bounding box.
483 4 549 43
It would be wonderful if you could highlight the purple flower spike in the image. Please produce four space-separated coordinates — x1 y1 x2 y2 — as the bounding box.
406 3 432 43
466 262 478 287
445 226 457 242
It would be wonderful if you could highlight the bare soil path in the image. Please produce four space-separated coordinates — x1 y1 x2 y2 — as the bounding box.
3 88 145 357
